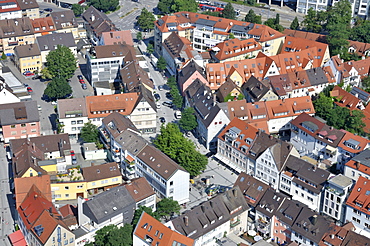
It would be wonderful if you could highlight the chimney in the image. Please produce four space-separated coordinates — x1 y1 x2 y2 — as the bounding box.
91 14 95 22
34 194 38 199
311 215 318 225
110 32 113 38
32 142 36 151
184 216 189 226
269 135 273 140
330 234 335 239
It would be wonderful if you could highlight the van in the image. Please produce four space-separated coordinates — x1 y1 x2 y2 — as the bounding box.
175 110 182 119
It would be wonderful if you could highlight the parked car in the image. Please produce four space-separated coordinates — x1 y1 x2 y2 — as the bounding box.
78 75 85 84
27 87 33 93
23 71 34 76
32 75 41 80
162 101 173 107
175 110 182 119
37 105 42 111
81 83 87 90
72 156 77 165
159 117 166 123
156 103 161 109
158 85 163 91
44 8 53 12
70 150 75 156
165 92 172 99
154 93 161 100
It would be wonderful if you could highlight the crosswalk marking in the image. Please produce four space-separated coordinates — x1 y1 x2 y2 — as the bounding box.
130 29 138 33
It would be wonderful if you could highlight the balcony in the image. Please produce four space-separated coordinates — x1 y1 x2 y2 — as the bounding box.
8 41 19 46
99 127 111 147
230 218 241 228
325 186 344 196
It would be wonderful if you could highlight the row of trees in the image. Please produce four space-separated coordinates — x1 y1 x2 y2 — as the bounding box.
167 76 183 109
137 8 156 31
42 45 76 101
313 85 365 135
154 123 207 176
86 198 181 246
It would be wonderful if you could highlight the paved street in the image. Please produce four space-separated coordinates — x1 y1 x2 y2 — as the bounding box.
0 143 15 246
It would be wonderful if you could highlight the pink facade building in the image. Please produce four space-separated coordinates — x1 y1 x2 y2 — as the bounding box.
0 101 40 143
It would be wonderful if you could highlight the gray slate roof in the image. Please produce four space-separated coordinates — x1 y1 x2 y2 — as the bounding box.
83 185 135 224
274 199 305 226
50 10 78 30
178 60 206 87
36 32 76 52
0 100 39 125
171 187 249 239
241 76 270 102
351 148 370 167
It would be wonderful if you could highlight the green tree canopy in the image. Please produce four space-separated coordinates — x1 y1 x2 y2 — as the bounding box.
179 107 198 131
146 43 154 55
244 0 256 6
80 121 99 143
350 19 370 43
362 76 370 92
264 16 284 32
71 4 85 16
326 0 352 56
201 11 221 17
170 86 183 109
43 77 72 100
136 32 142 43
88 0 119 12
302 8 326 33
157 56 167 72
40 67 52 80
137 8 156 31
313 91 365 135
156 198 181 220
157 0 173 14
90 224 133 246
171 0 198 13
46 45 77 79
222 2 236 20
132 206 160 228
244 9 261 24
154 123 207 176
290 16 299 30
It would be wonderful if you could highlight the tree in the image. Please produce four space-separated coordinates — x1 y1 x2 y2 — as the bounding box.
136 31 142 43
170 87 183 109
244 9 261 24
40 67 52 80
264 17 284 32
46 45 77 79
244 0 256 6
222 2 236 20
326 0 352 56
157 0 173 14
228 33 235 39
80 121 99 143
275 13 280 26
132 206 160 228
157 56 167 72
43 77 72 100
88 0 119 12
350 20 370 43
290 16 299 30
154 123 207 176
146 43 154 55
171 0 198 13
302 8 325 33
156 198 181 220
71 4 85 16
362 76 370 91
179 107 198 131
137 8 156 31
1 52 6 60
91 224 133 246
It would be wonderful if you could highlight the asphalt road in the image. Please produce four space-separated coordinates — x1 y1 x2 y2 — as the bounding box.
0 143 15 246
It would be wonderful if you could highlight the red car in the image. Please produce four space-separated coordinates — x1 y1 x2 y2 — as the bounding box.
77 75 85 84
70 150 75 156
23 71 35 76
27 87 33 93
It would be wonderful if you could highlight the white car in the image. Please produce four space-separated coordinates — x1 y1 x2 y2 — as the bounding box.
37 105 42 111
156 103 161 109
175 110 182 119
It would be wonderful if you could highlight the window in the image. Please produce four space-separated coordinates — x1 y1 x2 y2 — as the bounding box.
10 125 16 128
21 124 26 127
77 185 83 189
170 181 173 186
30 123 36 126
65 186 69 190
31 129 37 132
71 121 76 125
77 120 83 124
92 182 96 186
11 131 17 135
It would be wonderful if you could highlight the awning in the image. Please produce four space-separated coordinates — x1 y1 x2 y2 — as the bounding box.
326 145 337 154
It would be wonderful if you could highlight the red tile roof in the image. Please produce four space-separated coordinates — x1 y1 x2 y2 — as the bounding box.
101 30 134 46
8 230 27 246
213 38 262 61
345 160 370 176
85 93 139 119
31 17 56 33
330 85 364 111
134 212 194 246
124 177 155 203
346 176 370 216
338 129 369 154
14 175 52 209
